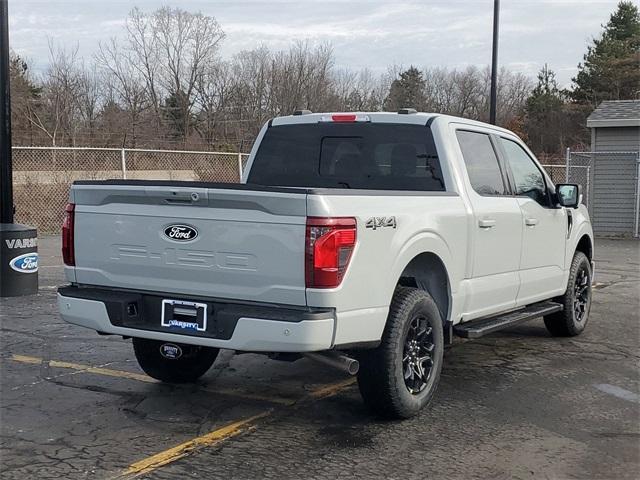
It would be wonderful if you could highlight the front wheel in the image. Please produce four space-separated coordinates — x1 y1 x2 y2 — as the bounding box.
357 287 444 419
544 251 592 337
132 338 219 383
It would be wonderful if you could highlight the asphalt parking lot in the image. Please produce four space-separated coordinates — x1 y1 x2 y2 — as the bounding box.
1 236 638 479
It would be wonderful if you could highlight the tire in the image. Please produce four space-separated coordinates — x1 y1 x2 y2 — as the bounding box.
357 287 444 419
132 338 219 383
544 251 592 337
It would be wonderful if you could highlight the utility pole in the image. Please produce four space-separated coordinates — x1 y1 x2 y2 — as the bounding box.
0 0 39 297
0 0 12 222
489 0 500 125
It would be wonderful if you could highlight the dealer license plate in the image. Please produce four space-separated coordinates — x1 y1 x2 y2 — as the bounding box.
160 299 208 332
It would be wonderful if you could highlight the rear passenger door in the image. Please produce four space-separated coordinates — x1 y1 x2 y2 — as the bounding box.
497 137 566 305
455 129 523 319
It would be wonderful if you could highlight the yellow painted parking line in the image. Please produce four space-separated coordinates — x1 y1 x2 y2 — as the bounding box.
308 377 357 399
117 377 356 478
53 360 156 383
120 411 271 477
11 354 42 365
10 354 294 405
10 352 357 478
12 354 155 383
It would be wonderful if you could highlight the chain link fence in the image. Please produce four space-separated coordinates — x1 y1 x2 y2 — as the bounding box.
541 163 592 208
16 146 637 237
12 147 249 233
541 165 567 183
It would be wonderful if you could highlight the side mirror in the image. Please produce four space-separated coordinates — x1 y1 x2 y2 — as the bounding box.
556 184 580 208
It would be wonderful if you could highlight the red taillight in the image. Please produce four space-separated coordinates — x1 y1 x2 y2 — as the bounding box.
331 114 357 122
305 217 357 288
62 203 75 266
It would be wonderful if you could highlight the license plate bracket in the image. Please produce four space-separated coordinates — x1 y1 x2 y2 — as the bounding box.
161 299 208 332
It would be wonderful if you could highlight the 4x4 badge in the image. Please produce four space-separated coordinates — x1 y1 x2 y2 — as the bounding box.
365 216 397 230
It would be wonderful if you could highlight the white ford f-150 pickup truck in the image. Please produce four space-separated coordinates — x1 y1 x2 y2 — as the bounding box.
58 110 594 418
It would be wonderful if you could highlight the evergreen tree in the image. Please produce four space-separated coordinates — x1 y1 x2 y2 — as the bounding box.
528 65 564 111
9 54 42 145
571 1 640 105
524 65 567 154
384 67 427 111
162 90 192 141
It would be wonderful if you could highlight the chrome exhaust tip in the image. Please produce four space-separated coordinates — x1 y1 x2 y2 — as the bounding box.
304 351 359 375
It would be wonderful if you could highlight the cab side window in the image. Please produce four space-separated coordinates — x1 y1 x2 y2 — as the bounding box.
456 130 506 196
500 138 549 207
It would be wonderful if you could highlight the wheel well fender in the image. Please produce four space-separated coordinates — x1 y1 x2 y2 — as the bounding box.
575 234 593 261
389 232 456 323
397 252 451 322
566 206 594 270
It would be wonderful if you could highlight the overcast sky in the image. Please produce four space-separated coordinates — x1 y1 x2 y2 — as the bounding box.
10 0 620 87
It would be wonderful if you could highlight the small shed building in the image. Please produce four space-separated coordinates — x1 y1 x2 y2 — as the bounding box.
586 100 640 237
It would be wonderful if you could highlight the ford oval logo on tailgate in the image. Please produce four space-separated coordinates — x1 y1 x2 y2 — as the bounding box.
164 224 198 242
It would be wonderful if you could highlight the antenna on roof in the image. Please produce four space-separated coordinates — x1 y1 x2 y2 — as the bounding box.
397 108 417 115
293 110 312 116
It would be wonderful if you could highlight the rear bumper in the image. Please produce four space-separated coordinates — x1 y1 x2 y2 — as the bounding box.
57 286 335 352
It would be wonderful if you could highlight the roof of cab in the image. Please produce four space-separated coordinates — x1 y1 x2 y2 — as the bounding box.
270 111 515 136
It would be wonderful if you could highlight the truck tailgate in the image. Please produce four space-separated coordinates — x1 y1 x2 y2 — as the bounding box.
70 182 308 306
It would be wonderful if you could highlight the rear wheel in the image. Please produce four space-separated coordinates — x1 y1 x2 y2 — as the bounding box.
357 287 444 419
132 338 219 383
544 251 592 337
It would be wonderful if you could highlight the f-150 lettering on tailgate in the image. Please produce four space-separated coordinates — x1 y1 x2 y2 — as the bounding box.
110 244 257 271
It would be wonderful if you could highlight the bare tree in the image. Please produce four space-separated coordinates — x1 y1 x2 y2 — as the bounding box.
76 64 102 142
194 60 234 147
10 7 541 153
452 66 484 118
126 8 162 126
26 42 83 147
332 68 384 111
332 68 358 110
95 37 149 145
496 68 532 125
270 41 335 115
124 7 225 141
231 46 274 135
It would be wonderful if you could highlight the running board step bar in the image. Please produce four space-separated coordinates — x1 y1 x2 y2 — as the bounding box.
454 301 563 339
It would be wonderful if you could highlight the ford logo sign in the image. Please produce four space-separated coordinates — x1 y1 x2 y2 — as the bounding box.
164 224 198 242
9 252 39 274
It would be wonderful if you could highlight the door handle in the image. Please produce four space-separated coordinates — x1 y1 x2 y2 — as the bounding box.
478 219 496 229
525 218 539 226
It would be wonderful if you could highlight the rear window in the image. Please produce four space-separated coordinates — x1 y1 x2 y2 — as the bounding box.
247 123 445 191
